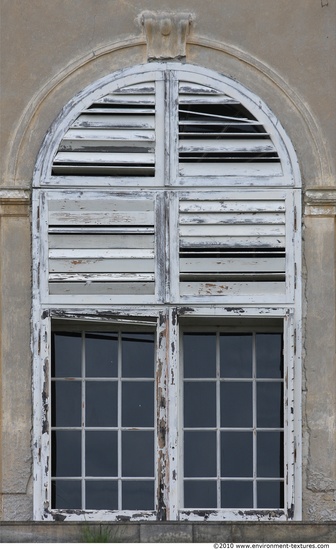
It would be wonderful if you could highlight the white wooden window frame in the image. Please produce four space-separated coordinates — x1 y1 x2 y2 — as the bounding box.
32 63 302 522
33 306 301 521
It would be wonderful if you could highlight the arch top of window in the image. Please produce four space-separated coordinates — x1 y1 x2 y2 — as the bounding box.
34 63 301 189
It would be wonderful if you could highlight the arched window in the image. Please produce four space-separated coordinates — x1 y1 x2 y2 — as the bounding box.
33 64 301 521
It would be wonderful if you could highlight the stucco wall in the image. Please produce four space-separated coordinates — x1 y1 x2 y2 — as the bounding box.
0 0 335 526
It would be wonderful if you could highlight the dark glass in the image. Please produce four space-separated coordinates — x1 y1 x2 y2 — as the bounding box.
122 332 154 378
86 480 118 510
256 333 283 378
122 481 154 510
122 382 154 427
257 481 284 508
184 431 216 477
52 480 81 509
86 381 118 427
221 432 253 477
122 431 154 477
220 334 252 378
221 481 253 508
184 480 217 508
220 382 252 427
183 333 216 378
51 381 81 427
52 431 81 477
85 333 118 378
184 382 216 427
257 382 283 428
52 332 82 378
85 431 118 477
257 432 284 478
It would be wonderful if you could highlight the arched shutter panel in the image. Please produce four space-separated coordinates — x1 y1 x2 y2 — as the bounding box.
178 81 282 178
52 83 156 177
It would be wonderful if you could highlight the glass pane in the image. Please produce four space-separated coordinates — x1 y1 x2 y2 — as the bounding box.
257 382 283 428
86 381 118 427
184 382 216 427
86 431 118 477
257 481 284 508
52 332 82 378
122 382 154 427
183 333 216 378
52 480 81 509
256 333 283 378
122 333 154 378
220 382 252 427
122 431 154 477
86 480 118 510
51 381 81 427
221 481 253 508
86 333 118 378
184 480 217 508
220 334 252 378
221 432 253 477
257 432 284 478
122 481 154 510
52 431 81 477
184 431 216 477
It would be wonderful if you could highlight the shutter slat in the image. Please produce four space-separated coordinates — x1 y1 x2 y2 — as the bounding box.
180 281 286 296
49 282 155 296
49 249 154 259
179 139 276 153
53 152 155 165
180 236 286 248
180 257 285 273
49 210 154 225
49 258 155 274
72 114 155 129
49 234 154 249
179 200 285 213
179 163 282 177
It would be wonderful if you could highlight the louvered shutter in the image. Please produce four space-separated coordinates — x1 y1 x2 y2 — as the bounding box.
43 192 157 304
177 190 295 303
52 83 156 178
178 81 282 179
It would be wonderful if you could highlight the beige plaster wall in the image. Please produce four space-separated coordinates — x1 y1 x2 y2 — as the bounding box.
0 0 335 523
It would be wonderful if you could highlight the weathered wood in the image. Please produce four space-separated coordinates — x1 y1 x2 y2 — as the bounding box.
179 213 285 225
53 152 155 165
180 257 286 273
49 258 155 273
180 281 286 295
179 139 276 153
49 210 155 226
49 272 155 282
179 199 285 213
49 234 155 249
179 162 283 177
72 114 155 129
48 198 154 212
49 282 155 295
180 235 286 247
49 248 154 259
179 224 285 237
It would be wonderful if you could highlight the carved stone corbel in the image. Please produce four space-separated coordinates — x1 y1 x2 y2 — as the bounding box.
140 11 193 61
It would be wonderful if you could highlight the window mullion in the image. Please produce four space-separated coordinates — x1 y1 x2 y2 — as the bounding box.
118 331 122 510
166 307 179 520
216 331 221 508
252 332 257 508
81 331 86 510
